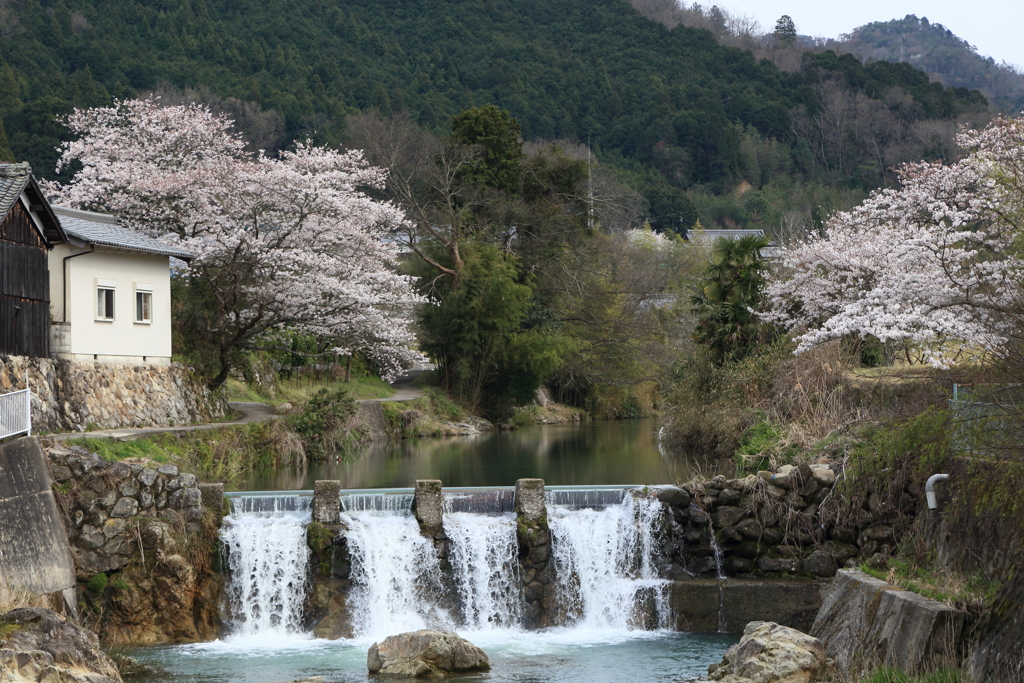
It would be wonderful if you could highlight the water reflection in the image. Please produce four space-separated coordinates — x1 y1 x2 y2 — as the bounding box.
232 418 718 491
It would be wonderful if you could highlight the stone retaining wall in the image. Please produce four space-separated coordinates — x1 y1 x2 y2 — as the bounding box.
0 355 226 433
46 444 223 644
652 463 912 579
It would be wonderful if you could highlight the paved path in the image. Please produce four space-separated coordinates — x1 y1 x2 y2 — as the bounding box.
47 401 280 442
357 367 426 403
47 368 429 441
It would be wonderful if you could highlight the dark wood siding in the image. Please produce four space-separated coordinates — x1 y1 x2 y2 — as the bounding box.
1 201 50 357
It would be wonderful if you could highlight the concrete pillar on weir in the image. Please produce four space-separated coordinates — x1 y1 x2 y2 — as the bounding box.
412 479 444 538
313 480 342 524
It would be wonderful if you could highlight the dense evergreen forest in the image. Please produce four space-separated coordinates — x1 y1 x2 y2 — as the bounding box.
0 0 990 232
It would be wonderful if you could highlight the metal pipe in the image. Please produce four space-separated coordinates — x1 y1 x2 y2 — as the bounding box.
62 246 95 322
925 473 950 510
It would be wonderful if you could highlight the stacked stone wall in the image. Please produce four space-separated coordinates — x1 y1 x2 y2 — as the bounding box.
0 355 226 433
46 444 223 644
653 463 915 579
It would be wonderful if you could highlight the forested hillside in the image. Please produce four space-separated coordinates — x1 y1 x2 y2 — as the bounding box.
834 15 1024 115
0 0 989 232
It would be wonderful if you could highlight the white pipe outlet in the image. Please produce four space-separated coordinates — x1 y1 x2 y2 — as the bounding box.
925 473 950 510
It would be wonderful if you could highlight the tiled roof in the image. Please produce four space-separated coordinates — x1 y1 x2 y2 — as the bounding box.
685 229 766 242
52 206 194 260
0 162 32 224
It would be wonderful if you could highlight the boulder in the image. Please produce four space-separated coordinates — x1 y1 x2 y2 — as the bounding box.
367 630 489 678
655 486 691 507
0 607 122 682
695 621 826 683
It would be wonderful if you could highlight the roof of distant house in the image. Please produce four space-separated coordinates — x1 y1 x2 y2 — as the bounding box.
0 162 67 245
684 228 766 242
51 206 194 261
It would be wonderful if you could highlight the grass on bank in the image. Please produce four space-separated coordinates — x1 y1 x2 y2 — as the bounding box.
864 666 964 683
64 421 304 483
861 558 1001 610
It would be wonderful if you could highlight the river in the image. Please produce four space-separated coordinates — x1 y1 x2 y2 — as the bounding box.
128 419 737 682
231 417 719 491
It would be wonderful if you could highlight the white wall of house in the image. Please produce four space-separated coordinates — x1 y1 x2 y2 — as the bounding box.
48 244 174 364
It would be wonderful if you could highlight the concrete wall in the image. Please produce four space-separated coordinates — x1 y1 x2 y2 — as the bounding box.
811 570 965 676
49 243 174 362
0 437 76 595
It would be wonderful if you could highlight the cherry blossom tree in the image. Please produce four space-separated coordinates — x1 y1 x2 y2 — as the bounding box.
48 98 422 387
763 116 1024 368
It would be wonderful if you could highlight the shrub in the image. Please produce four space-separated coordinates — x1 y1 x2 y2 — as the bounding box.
287 388 358 459
86 573 108 594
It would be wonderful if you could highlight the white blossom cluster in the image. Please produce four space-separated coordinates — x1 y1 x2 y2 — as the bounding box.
764 117 1024 368
47 98 424 380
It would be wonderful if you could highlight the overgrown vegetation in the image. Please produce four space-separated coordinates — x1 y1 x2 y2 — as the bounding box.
285 388 358 460
862 666 965 683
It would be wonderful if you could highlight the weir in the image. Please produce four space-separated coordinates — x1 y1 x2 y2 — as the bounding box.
220 494 312 636
220 480 681 640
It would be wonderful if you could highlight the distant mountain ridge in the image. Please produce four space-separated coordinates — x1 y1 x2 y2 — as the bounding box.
0 0 995 234
833 15 1024 114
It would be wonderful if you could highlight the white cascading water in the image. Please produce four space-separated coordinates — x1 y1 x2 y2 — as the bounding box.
342 511 449 638
222 489 674 641
549 493 672 630
220 496 311 636
445 512 521 629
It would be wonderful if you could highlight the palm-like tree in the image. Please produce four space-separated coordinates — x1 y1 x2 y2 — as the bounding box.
691 234 772 363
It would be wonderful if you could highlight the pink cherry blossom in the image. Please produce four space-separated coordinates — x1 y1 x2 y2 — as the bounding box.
764 117 1024 368
47 98 423 383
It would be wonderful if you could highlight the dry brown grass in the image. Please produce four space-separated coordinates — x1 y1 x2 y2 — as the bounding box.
0 582 50 614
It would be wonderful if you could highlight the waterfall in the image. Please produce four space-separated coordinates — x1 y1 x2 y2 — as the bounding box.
343 510 449 637
445 512 521 629
222 489 677 640
549 493 671 630
220 496 311 637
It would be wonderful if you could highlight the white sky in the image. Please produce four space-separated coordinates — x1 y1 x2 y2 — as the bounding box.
724 1 1024 70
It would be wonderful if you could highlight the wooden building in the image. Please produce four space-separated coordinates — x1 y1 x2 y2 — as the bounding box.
0 163 67 357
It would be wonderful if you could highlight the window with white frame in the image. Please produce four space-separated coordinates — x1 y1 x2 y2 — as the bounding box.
135 283 153 323
96 279 116 321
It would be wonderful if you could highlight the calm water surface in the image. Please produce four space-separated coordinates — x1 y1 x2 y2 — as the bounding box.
129 630 739 683
230 418 717 491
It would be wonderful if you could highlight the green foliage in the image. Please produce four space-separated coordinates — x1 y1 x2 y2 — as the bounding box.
86 573 108 594
417 244 573 419
110 578 129 591
734 418 798 474
841 15 1023 113
774 16 796 46
450 104 524 193
67 420 307 482
0 0 984 233
286 388 358 459
845 407 951 482
691 234 774 364
861 557 1000 609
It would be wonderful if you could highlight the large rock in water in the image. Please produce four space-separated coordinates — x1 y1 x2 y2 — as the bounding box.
366 630 489 677
0 607 122 682
696 621 826 683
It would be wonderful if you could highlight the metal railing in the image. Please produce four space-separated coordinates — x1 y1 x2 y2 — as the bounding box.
0 387 31 440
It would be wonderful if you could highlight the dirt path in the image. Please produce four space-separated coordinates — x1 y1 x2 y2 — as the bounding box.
47 368 428 441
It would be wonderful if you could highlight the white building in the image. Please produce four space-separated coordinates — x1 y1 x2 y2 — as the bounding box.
48 207 193 365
